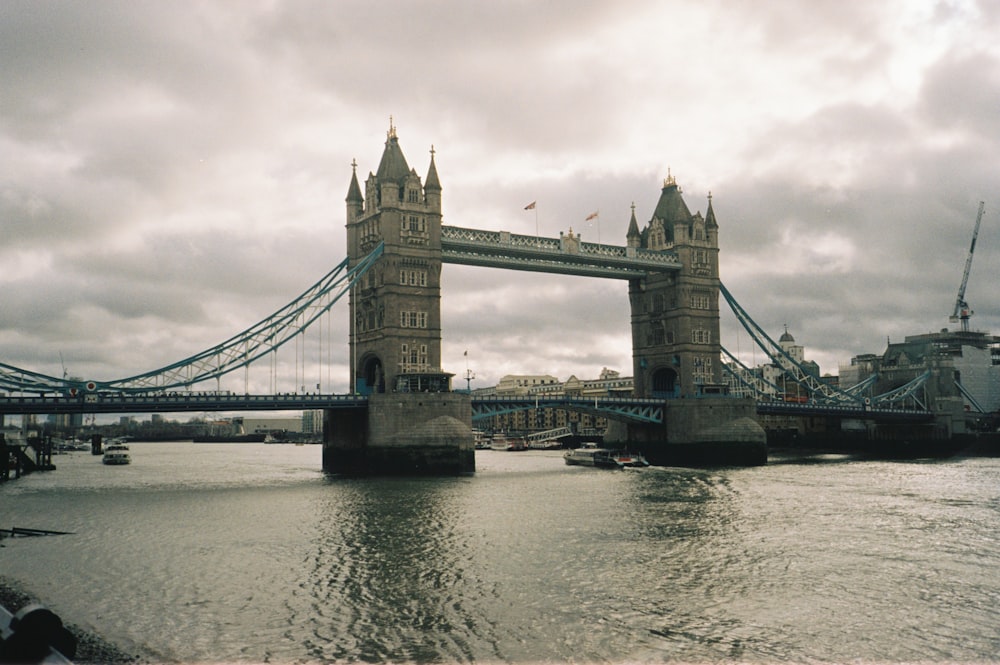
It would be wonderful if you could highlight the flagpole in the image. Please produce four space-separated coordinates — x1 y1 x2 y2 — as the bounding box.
524 200 538 238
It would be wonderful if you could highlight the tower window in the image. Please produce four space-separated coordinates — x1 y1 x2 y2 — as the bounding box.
690 292 710 310
400 311 428 328
400 269 428 286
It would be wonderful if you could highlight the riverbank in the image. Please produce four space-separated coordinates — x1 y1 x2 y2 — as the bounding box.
0 576 144 664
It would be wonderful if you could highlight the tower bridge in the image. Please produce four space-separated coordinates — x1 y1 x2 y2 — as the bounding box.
1 124 952 473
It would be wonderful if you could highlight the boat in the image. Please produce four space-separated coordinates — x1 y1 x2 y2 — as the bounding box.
527 439 562 450
563 448 621 468
490 434 526 451
610 450 649 467
563 448 649 469
102 441 131 465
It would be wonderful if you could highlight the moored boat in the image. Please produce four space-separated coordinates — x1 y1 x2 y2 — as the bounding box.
102 441 131 465
490 434 526 451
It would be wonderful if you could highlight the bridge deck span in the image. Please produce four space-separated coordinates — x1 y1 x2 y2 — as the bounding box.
0 393 368 415
0 393 933 424
441 225 680 278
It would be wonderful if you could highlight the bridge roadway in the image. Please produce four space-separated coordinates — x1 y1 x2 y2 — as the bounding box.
0 392 666 423
0 392 932 424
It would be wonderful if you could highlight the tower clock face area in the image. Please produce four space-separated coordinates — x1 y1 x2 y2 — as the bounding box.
346 124 448 395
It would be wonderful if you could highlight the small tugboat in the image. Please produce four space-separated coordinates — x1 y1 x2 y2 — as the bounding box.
102 440 131 465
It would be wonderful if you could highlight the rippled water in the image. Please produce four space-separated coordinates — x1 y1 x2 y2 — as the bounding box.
2 443 999 663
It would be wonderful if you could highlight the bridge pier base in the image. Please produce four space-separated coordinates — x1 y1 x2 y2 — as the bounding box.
606 397 767 467
323 393 475 476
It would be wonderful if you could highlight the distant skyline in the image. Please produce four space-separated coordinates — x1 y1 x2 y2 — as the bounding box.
2 1 999 395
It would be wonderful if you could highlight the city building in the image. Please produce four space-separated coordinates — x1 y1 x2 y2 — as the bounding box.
844 329 1000 415
724 326 823 401
474 369 633 437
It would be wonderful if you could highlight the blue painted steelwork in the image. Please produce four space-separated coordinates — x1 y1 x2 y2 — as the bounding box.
0 243 384 396
720 282 866 406
720 345 785 398
0 392 368 415
954 380 987 414
471 395 663 424
441 225 680 278
756 400 934 422
872 370 930 410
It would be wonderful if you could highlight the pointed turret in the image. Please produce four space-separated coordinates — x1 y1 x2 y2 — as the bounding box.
425 145 441 191
652 170 693 225
375 119 411 186
346 158 363 223
626 202 641 249
705 191 718 229
424 145 441 212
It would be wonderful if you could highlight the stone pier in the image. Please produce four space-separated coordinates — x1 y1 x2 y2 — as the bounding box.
323 393 475 476
606 397 767 467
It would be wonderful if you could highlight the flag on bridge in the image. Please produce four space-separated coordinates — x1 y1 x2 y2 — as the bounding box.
585 210 599 221
524 201 536 210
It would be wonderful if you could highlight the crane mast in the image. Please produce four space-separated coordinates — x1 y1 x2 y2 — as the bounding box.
950 201 985 332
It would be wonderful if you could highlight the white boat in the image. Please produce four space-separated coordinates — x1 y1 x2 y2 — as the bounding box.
563 448 621 468
563 448 649 469
102 441 131 465
490 434 526 451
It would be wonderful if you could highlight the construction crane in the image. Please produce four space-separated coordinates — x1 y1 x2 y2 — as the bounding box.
950 201 985 332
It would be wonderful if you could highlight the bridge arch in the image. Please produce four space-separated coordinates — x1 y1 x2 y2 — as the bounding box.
358 354 385 395
651 366 679 399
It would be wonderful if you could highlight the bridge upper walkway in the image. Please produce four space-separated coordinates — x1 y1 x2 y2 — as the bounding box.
440 225 680 278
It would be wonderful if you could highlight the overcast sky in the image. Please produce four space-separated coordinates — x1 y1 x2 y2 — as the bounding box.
3 0 999 397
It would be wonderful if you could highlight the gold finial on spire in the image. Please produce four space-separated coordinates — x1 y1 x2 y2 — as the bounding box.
387 115 397 139
663 167 676 188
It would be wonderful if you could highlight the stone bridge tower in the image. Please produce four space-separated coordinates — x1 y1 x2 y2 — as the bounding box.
345 121 451 395
627 174 723 398
330 122 473 475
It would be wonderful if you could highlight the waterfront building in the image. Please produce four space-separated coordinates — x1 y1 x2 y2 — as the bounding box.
476 369 633 437
762 327 821 401
846 329 1000 415
724 327 822 402
301 410 323 435
494 374 560 396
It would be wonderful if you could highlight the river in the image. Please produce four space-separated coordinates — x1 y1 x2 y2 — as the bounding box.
2 442 999 663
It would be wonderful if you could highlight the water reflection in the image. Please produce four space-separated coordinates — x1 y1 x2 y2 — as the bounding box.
298 478 489 662
2 446 999 663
